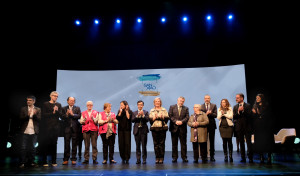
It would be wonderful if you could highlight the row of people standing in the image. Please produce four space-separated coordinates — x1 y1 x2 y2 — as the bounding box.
18 91 274 168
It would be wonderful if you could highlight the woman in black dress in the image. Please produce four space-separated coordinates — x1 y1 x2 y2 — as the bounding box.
217 99 234 162
252 94 274 164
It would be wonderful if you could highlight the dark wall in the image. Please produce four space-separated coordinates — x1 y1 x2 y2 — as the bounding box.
3 1 298 156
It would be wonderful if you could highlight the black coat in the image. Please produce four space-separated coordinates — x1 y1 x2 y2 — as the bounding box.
20 106 41 134
252 104 275 153
61 105 81 133
168 104 189 133
131 110 149 135
233 102 252 133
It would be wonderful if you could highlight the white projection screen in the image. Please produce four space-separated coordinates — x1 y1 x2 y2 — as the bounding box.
56 64 247 153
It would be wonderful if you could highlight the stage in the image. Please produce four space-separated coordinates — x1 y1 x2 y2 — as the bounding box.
1 151 300 175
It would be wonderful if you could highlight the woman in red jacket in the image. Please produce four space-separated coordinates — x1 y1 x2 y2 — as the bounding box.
80 101 99 164
98 103 118 164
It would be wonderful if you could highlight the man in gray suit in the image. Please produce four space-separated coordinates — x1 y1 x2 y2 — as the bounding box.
168 96 189 163
200 95 217 161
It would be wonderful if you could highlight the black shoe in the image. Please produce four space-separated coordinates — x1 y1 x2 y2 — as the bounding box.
93 160 98 164
183 159 188 163
82 160 89 164
210 157 216 162
249 159 254 163
224 156 228 162
30 162 38 167
240 158 246 163
172 158 177 163
202 159 208 163
125 160 129 164
136 160 141 164
110 160 117 164
142 160 146 164
193 160 198 163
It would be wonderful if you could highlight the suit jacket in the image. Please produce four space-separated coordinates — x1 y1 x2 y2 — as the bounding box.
168 104 189 133
62 105 81 133
187 111 209 143
200 103 217 129
233 102 252 132
132 110 149 135
20 106 41 134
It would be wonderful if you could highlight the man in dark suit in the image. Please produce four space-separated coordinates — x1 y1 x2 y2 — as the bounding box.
62 97 81 165
19 95 41 168
233 93 253 163
168 96 189 163
132 100 149 164
200 95 217 161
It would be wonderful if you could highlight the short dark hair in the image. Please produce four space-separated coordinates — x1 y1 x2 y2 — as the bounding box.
137 100 144 105
237 93 244 100
27 95 36 101
67 97 76 101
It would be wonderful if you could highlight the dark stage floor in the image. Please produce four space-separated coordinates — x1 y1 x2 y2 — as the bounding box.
1 151 300 175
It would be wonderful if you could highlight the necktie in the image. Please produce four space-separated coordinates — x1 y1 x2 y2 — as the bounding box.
178 106 182 116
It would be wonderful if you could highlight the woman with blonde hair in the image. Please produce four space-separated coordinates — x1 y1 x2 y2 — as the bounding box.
149 97 169 164
217 99 234 162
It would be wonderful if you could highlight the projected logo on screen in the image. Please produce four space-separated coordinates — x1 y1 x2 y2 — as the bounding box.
138 74 161 96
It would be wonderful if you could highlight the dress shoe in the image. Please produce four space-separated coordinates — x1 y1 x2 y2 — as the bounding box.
43 163 49 167
110 160 117 164
249 159 254 163
159 159 163 164
240 158 246 163
72 161 76 165
202 158 208 163
210 157 216 162
183 159 188 163
142 160 146 164
82 160 89 164
125 160 129 164
102 160 107 164
52 163 58 167
62 161 68 165
172 158 177 163
19 164 25 168
193 160 198 163
155 159 159 164
30 162 38 167
93 160 98 164
136 160 141 164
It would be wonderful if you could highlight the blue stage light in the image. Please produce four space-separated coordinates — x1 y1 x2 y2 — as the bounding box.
228 14 233 20
94 19 99 24
137 18 142 23
182 16 188 22
75 20 81 26
206 15 211 21
116 18 121 24
161 17 166 23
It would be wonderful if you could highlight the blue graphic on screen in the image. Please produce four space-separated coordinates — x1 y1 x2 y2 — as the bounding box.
138 74 161 96
56 64 247 153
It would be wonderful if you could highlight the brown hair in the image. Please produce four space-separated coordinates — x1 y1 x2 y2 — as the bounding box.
220 99 230 111
103 103 111 110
